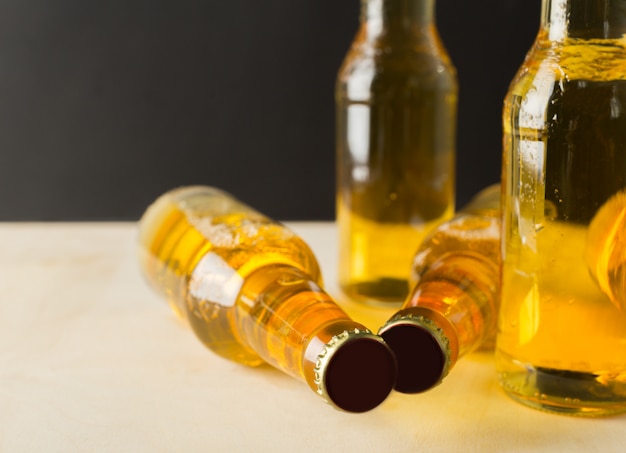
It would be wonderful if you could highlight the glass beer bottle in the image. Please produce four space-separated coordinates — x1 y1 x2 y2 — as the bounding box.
138 186 397 413
379 185 501 393
498 0 626 416
336 0 457 306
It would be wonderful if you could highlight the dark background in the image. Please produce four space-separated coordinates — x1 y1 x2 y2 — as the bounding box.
0 0 541 221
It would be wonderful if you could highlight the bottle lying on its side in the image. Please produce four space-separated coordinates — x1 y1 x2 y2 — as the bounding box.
138 186 397 413
379 184 501 394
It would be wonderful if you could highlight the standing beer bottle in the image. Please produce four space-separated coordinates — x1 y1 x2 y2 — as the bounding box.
379 185 501 393
138 186 397 413
336 0 457 306
498 0 626 416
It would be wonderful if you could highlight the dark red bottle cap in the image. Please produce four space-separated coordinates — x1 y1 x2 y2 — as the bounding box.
315 329 397 413
379 314 450 394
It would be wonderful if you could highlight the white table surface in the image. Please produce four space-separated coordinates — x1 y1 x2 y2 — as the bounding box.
1 221 624 452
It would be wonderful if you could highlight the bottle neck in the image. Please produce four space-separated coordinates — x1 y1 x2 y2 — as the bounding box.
361 0 434 36
407 252 499 358
541 0 626 40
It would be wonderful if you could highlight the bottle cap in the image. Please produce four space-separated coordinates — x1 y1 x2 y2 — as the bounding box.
314 328 396 413
378 312 451 394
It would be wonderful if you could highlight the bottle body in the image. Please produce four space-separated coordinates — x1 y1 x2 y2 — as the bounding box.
497 0 626 416
380 185 501 393
336 0 457 306
138 186 396 412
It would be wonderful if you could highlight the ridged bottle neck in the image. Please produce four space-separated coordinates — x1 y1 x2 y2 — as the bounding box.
361 0 435 35
541 0 626 40
380 251 500 394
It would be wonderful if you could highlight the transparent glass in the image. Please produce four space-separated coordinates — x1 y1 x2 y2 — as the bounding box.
497 0 626 416
138 186 396 412
336 0 457 306
379 185 500 393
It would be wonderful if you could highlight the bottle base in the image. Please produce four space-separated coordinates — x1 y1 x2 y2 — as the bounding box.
340 278 408 307
498 362 626 417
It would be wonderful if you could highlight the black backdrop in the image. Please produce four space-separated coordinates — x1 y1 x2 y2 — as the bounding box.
0 0 541 221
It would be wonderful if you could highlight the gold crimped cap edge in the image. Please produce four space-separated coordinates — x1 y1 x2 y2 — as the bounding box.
313 327 383 404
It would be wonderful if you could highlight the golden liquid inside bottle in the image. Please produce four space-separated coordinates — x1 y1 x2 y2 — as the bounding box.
138 186 328 371
498 33 626 416
336 22 457 306
336 198 452 304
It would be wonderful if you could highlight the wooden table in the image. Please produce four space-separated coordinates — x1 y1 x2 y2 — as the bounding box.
1 222 624 452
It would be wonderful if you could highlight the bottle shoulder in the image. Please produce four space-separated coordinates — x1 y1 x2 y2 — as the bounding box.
337 39 457 101
192 216 323 283
339 39 455 75
140 186 324 285
410 212 501 287
507 32 626 97
339 26 455 76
